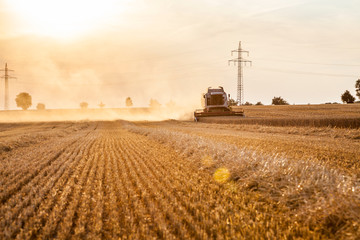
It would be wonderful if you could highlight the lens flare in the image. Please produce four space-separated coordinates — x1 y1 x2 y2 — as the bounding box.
213 167 230 184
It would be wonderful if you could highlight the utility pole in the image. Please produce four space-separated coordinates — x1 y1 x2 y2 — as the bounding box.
0 63 16 110
228 41 251 105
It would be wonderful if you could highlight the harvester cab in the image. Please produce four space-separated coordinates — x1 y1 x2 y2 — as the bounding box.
194 86 244 122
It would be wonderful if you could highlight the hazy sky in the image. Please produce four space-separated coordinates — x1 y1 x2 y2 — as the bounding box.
0 0 359 109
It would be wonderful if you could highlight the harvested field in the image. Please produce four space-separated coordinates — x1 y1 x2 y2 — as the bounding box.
0 120 359 239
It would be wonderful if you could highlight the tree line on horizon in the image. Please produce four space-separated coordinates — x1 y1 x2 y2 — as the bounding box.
227 96 288 106
13 78 360 110
229 78 360 106
13 94 175 110
341 79 360 104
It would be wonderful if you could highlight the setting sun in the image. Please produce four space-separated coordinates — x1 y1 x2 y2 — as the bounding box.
5 0 125 39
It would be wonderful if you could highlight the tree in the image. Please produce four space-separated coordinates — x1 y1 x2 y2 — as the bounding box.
227 98 238 107
99 102 105 108
255 101 263 106
36 103 45 110
80 102 88 109
244 101 253 106
356 79 360 99
125 97 133 107
15 92 32 110
272 96 289 105
341 90 355 104
149 99 161 108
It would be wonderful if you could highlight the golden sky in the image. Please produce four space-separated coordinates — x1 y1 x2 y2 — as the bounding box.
0 0 359 109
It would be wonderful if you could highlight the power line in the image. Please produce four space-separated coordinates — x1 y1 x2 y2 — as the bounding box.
256 67 358 78
255 58 360 67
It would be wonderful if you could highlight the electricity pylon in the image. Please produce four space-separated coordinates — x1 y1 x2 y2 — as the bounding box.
229 41 252 105
0 63 16 110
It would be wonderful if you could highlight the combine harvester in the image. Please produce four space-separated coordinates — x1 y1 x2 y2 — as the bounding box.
194 86 245 122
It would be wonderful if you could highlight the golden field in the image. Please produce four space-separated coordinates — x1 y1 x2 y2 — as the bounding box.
199 104 360 128
0 104 359 239
240 103 360 119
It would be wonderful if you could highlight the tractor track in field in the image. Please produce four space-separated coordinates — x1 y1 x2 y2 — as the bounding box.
0 121 359 239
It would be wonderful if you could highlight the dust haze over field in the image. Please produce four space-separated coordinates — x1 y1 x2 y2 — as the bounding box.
0 35 203 110
0 1 206 110
0 107 194 123
1 0 360 111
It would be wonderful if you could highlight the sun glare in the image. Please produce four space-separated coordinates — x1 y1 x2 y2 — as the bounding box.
6 0 125 39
